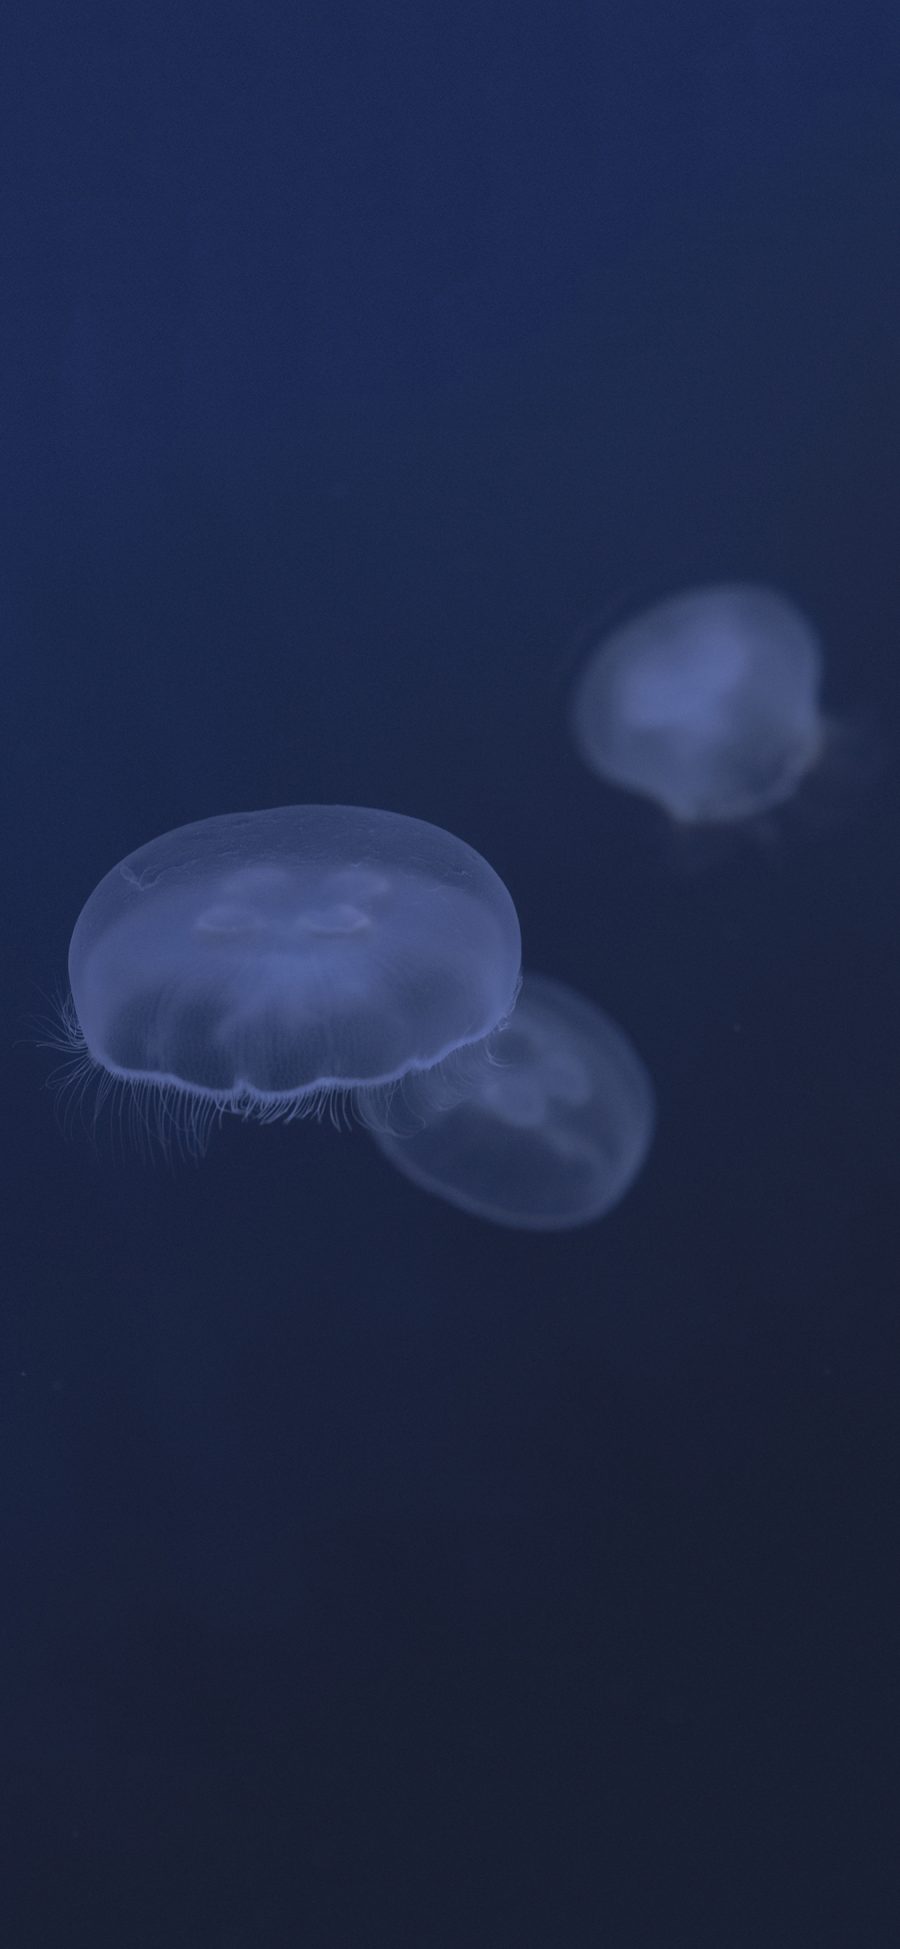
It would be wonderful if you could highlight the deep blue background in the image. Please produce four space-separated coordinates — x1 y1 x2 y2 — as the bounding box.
3 4 900 1943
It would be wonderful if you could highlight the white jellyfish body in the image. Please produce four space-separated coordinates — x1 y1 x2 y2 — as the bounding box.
570 584 825 824
371 973 655 1231
66 805 521 1141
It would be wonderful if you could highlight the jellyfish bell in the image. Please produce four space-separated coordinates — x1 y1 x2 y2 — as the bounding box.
371 973 655 1231
569 584 829 827
60 805 521 1153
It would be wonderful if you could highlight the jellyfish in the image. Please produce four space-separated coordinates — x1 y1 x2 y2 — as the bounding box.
569 584 826 824
370 973 655 1230
62 805 521 1149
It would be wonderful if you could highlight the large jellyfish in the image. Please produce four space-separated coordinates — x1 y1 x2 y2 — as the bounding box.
64 805 521 1146
370 973 655 1230
569 584 826 824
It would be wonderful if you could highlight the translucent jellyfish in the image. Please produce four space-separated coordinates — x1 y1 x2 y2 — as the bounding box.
370 973 655 1230
570 584 826 824
63 805 521 1147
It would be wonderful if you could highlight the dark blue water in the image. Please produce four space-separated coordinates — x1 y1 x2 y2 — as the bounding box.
4 5 899 1943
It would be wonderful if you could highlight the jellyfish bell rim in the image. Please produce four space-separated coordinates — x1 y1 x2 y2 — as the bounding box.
65 803 522 1139
569 582 826 826
371 971 656 1232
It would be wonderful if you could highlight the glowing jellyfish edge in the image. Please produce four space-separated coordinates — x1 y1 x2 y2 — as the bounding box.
63 804 522 1148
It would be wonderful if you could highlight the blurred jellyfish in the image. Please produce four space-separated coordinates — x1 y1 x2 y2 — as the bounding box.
62 805 521 1150
570 584 826 824
371 973 655 1230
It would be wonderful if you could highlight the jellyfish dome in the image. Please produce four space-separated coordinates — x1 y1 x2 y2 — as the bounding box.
67 805 521 1137
371 973 655 1231
570 584 825 824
